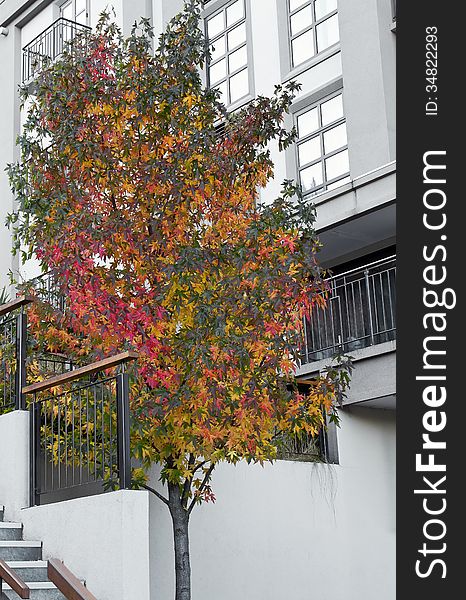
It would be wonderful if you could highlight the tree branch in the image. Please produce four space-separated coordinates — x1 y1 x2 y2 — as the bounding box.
187 463 215 515
142 483 169 506
181 454 196 509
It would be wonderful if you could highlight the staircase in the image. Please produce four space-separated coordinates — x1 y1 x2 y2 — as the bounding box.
0 505 65 599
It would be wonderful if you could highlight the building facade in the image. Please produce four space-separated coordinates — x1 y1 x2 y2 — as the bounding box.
0 1 396 599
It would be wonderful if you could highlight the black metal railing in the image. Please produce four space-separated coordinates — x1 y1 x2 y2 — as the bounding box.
22 17 91 84
0 297 31 414
302 256 396 363
0 315 17 413
26 352 136 506
30 271 67 312
38 353 74 375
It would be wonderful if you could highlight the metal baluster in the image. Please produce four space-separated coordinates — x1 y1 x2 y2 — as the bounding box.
15 309 27 410
44 400 48 494
64 392 68 487
79 387 83 486
101 383 105 482
364 268 375 346
387 266 395 331
94 383 97 481
29 398 40 506
51 397 55 492
116 373 131 490
379 271 388 337
86 385 90 482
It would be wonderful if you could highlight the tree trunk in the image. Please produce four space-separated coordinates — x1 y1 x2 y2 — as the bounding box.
168 481 191 600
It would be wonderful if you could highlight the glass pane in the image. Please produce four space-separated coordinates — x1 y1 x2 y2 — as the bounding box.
226 0 245 27
325 149 349 180
207 12 225 39
298 136 321 166
297 107 319 138
215 81 228 104
76 10 87 25
323 123 347 154
316 14 339 52
76 0 87 14
229 68 249 103
228 45 248 73
291 30 314 67
209 58 226 85
321 94 343 125
210 36 226 62
300 162 323 191
61 2 73 20
327 175 351 190
315 0 337 20
228 23 247 50
290 6 313 36
289 0 308 11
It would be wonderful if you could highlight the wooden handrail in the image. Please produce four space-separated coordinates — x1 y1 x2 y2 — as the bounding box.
23 351 138 395
295 378 314 386
48 559 97 600
0 559 30 599
0 295 34 318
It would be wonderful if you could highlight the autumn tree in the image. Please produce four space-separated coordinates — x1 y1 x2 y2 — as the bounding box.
8 2 350 598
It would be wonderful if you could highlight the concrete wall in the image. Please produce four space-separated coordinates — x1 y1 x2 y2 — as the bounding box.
148 406 396 600
22 490 153 600
0 19 20 292
338 0 396 177
0 410 29 520
0 410 153 600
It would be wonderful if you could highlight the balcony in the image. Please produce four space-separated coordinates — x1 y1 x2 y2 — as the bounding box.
302 256 396 364
22 18 91 85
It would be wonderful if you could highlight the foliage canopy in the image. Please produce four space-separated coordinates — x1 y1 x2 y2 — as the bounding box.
8 1 349 509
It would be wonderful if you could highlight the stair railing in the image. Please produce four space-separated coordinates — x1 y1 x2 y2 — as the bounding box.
24 351 137 506
48 559 97 600
0 559 30 598
0 296 33 413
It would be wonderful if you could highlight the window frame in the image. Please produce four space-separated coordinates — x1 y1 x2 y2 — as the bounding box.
58 0 89 26
276 0 341 83
203 0 254 110
291 83 350 198
287 0 339 70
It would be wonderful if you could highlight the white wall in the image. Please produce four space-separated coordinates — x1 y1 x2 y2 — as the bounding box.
0 410 153 600
148 406 396 600
0 410 29 521
22 490 152 600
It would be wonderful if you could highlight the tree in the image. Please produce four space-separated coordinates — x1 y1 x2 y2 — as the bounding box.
8 2 350 598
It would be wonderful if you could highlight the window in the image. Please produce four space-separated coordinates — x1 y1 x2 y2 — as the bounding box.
205 0 250 106
60 0 89 26
288 0 339 68
276 382 339 463
295 91 350 197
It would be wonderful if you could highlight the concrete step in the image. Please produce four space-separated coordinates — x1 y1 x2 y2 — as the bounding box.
5 561 49 582
1 581 66 600
0 522 23 541
0 540 42 561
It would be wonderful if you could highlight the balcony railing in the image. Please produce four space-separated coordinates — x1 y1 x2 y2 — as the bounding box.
0 294 136 505
25 352 137 506
22 18 91 84
302 256 396 364
29 271 67 312
0 297 31 414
